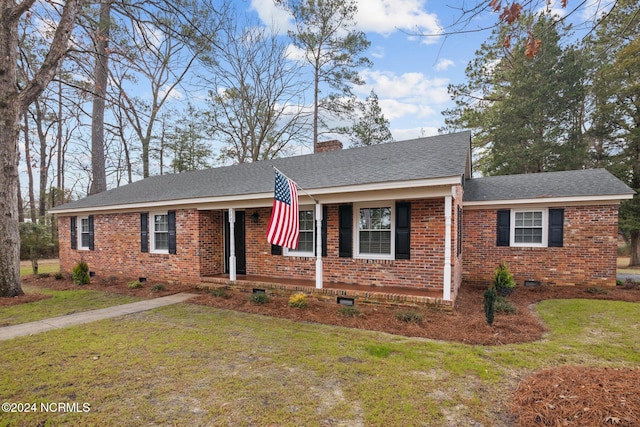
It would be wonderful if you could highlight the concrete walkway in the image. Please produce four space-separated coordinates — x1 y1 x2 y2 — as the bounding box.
0 292 197 341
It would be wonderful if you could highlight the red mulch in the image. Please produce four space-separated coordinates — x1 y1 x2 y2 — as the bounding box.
5 275 640 426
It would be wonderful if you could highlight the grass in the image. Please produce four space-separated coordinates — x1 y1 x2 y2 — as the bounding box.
19 259 60 277
0 292 638 426
0 286 140 327
617 256 640 275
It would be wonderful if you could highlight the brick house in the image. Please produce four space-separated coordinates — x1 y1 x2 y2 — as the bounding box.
50 131 634 307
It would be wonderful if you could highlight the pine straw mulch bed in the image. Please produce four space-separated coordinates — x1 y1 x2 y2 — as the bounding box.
6 275 640 426
511 367 640 427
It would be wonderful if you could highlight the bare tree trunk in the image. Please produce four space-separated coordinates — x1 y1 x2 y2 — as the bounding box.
0 0 83 297
0 3 22 296
34 101 48 218
89 0 111 195
22 112 37 223
630 232 640 267
56 80 63 205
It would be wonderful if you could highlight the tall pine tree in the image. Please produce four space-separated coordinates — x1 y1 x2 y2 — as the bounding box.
589 0 640 265
443 14 590 176
348 90 393 147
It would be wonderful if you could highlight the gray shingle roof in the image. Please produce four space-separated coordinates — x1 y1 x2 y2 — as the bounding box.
463 169 635 202
51 131 471 212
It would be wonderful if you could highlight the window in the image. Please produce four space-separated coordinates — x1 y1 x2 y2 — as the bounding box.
151 212 169 253
355 204 394 259
510 209 548 247
286 208 314 256
79 217 91 249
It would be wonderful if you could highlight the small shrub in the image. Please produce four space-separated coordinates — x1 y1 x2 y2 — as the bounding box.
338 306 360 317
495 295 517 314
249 293 269 304
484 286 497 326
394 309 423 323
54 272 64 280
37 273 51 278
365 344 392 358
128 280 143 289
210 288 229 298
585 286 609 295
72 260 90 285
621 279 640 290
288 293 308 308
493 262 516 296
151 284 166 292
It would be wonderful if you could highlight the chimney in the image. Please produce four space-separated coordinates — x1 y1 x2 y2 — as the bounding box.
316 139 343 153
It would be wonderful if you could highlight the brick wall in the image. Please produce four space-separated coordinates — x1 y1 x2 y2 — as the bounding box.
246 199 447 290
462 204 619 287
58 197 459 291
59 210 207 284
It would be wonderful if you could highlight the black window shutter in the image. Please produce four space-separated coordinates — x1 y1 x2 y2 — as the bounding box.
338 204 352 258
168 211 177 254
271 244 282 255
70 216 77 250
140 213 149 253
497 209 510 246
395 201 411 260
88 215 95 251
548 208 564 247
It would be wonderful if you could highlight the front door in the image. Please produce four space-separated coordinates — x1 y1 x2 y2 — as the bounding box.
224 211 246 275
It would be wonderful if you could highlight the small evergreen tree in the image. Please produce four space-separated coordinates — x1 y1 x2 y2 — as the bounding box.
72 259 90 285
494 262 516 296
484 286 497 326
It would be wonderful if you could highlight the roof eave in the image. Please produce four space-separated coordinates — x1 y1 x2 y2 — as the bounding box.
463 193 634 209
50 175 465 215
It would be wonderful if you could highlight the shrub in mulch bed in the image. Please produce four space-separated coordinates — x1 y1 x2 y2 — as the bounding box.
510 366 640 426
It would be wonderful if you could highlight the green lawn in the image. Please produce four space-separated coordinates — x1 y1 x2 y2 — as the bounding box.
19 259 60 277
1 295 638 426
0 286 140 327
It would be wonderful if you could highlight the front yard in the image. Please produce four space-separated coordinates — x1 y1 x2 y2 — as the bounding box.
1 272 639 426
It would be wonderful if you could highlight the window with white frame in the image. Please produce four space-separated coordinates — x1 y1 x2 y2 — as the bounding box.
79 216 91 250
355 204 393 259
511 209 548 247
286 208 315 256
151 212 169 253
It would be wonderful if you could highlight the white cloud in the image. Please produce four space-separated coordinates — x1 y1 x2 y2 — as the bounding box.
251 0 442 42
370 45 385 59
435 58 454 71
360 70 450 104
159 85 183 101
378 98 434 120
250 0 294 34
354 0 442 38
393 126 439 140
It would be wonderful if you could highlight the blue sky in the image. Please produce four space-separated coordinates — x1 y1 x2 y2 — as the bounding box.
246 0 607 142
250 0 486 141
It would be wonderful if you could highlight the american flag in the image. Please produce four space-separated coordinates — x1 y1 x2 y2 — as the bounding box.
266 169 299 249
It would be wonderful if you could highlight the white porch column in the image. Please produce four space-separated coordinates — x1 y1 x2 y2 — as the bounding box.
228 208 236 282
315 203 323 289
443 195 452 301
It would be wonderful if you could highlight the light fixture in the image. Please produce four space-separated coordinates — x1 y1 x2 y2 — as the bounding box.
251 212 260 224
